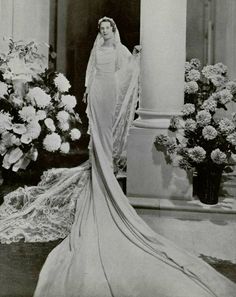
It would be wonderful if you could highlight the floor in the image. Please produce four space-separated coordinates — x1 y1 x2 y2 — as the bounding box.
0 149 236 297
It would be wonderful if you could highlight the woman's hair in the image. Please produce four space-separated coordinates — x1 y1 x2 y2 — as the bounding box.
98 16 116 32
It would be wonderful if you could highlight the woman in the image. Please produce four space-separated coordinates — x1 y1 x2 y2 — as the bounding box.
1 17 236 297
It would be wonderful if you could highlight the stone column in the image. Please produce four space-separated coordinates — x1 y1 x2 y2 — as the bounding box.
127 0 192 200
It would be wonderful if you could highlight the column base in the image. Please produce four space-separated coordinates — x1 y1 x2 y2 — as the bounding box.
127 122 192 200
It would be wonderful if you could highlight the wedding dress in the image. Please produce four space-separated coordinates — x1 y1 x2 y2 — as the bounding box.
1 24 236 297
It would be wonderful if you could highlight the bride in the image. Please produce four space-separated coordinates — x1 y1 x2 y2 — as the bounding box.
1 17 236 297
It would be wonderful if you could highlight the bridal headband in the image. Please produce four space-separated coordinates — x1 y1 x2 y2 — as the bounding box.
98 16 116 30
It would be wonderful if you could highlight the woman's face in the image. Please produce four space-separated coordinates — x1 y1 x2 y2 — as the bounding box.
99 21 114 40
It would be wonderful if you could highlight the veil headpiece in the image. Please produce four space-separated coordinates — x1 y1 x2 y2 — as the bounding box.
93 16 121 49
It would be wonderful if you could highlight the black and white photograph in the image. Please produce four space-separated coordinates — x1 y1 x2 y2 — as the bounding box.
0 0 236 296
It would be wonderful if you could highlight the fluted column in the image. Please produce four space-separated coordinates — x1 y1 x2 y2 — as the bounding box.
127 0 192 200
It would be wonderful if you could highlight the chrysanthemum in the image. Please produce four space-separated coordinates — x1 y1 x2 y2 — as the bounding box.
0 112 13 133
226 132 236 146
36 110 47 121
218 118 235 135
61 95 77 111
209 75 226 88
186 69 200 82
190 58 201 69
214 62 228 74
184 119 197 132
211 148 227 164
188 146 206 163
43 133 62 152
184 81 198 94
58 122 70 131
226 81 236 95
0 82 8 98
60 142 70 154
19 106 36 122
202 98 217 112
196 110 211 127
182 103 195 116
54 73 71 92
26 121 41 139
27 87 51 108
56 110 70 123
202 65 218 79
202 125 218 140
217 89 233 105
70 128 81 140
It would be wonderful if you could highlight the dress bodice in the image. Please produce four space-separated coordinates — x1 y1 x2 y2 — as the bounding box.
95 46 116 74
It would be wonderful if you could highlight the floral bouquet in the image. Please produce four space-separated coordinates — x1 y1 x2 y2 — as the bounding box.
155 59 236 203
0 39 82 172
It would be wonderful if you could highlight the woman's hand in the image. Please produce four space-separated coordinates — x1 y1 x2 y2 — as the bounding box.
132 45 142 56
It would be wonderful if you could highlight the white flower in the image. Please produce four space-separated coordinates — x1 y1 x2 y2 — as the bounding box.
54 73 71 92
0 112 13 133
184 119 197 132
202 98 217 112
59 122 70 131
184 81 198 94
185 62 192 72
217 89 233 105
13 123 27 135
202 125 218 140
43 133 62 152
210 75 226 88
36 110 47 121
190 58 201 69
70 128 81 140
19 106 36 122
202 65 217 79
214 62 228 74
56 110 70 123
27 87 51 108
61 95 77 111
21 134 32 144
0 82 8 97
182 103 195 116
1 131 13 146
26 121 41 139
218 118 235 135
0 143 7 155
226 132 236 146
226 81 236 95
188 146 206 163
60 142 70 154
211 148 227 164
196 110 211 126
186 69 200 82
10 135 21 146
44 118 56 132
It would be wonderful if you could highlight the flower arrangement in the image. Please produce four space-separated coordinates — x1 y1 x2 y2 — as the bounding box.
0 39 81 171
155 59 236 203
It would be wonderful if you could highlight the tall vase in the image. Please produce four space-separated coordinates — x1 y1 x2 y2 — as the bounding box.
195 166 223 205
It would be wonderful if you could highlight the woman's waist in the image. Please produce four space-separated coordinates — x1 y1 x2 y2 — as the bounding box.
95 70 116 79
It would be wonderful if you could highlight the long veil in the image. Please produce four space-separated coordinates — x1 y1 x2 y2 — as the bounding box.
0 29 140 244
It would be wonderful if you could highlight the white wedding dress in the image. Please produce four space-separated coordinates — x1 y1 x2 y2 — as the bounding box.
0 35 236 297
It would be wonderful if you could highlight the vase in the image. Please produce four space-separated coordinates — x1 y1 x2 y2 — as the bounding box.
195 166 223 205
